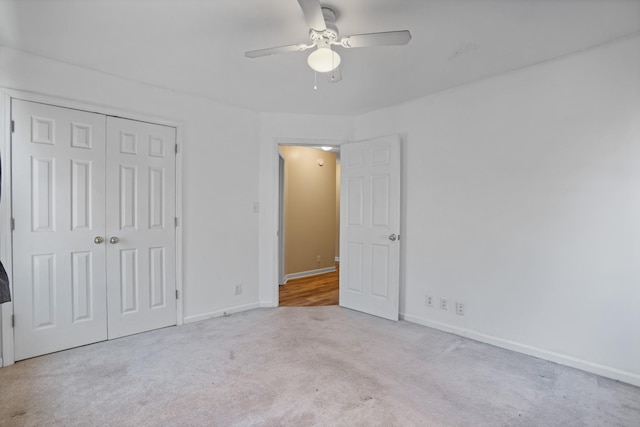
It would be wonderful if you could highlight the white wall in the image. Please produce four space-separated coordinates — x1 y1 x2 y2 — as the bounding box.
355 35 640 385
258 113 354 306
0 46 261 343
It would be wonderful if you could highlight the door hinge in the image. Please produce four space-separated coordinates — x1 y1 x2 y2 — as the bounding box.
11 314 15 328
175 290 179 299
175 144 178 154
10 120 15 133
10 217 15 231
174 217 178 227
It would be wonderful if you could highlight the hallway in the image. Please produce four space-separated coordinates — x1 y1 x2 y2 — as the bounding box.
279 263 339 306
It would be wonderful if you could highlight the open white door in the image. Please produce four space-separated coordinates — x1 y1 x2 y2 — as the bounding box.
339 135 401 321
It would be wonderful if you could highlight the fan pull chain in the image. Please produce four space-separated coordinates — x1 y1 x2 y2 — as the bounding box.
314 71 317 91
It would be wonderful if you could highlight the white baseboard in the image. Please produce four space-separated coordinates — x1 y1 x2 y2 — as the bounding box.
183 302 260 324
259 301 278 308
282 266 336 284
401 313 640 388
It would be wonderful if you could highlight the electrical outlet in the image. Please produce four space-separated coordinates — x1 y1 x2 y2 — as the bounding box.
456 302 465 315
425 294 433 307
316 255 321 262
440 297 448 310
234 284 242 296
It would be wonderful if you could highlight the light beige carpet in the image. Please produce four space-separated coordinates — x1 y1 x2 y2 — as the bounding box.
0 306 638 426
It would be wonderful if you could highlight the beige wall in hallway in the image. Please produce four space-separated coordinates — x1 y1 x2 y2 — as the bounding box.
280 146 336 276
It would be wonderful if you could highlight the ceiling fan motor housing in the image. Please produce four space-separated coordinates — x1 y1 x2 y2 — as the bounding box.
310 7 339 48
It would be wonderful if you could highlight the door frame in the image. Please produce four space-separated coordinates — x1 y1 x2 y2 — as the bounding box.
0 88 185 366
278 153 285 285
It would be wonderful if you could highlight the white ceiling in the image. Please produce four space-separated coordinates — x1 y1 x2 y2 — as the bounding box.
1 0 638 115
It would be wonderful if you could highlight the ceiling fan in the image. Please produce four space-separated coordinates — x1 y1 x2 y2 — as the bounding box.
244 0 412 84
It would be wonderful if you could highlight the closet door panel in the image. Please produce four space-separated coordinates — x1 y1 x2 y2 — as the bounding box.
105 116 176 339
12 100 108 360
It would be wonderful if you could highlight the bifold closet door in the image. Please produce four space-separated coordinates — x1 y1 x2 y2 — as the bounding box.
12 100 108 360
105 117 177 339
12 100 177 360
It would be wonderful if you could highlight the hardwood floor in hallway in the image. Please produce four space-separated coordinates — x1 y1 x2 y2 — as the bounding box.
279 263 339 306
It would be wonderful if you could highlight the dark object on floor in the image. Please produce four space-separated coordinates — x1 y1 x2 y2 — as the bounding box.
0 157 10 304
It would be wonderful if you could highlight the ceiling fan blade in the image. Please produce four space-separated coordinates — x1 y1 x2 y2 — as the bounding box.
327 66 342 83
339 30 412 48
245 44 311 58
297 0 326 32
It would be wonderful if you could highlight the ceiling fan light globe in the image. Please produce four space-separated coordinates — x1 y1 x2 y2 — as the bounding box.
307 47 341 72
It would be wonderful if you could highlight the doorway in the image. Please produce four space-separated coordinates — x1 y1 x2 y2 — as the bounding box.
264 134 401 321
278 145 340 306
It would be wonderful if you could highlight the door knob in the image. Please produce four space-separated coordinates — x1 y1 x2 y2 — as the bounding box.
94 236 104 244
388 233 398 241
109 236 120 244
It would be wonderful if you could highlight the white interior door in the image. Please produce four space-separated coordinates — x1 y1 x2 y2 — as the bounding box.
105 117 176 339
12 100 108 360
339 135 401 321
